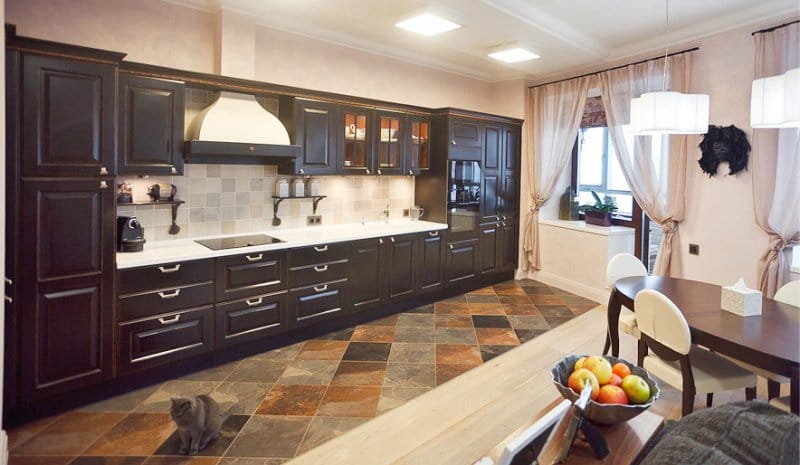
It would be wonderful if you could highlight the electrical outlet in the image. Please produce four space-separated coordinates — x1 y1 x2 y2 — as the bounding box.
403 208 410 217
689 243 700 255
307 215 322 226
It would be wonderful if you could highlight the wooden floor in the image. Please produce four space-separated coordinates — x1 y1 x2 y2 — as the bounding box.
286 305 787 465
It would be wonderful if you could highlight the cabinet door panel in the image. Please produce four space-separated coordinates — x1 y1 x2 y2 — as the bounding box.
501 220 519 272
341 105 372 174
22 55 116 176
215 291 288 349
483 124 501 170
386 234 416 300
502 124 520 172
294 100 337 175
446 238 478 285
118 74 184 175
418 231 444 292
349 238 385 312
374 111 404 175
408 117 430 174
449 117 482 161
480 225 499 275
481 173 500 223
216 251 287 301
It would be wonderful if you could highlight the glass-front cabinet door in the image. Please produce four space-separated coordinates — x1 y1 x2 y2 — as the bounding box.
375 110 404 175
408 116 430 175
341 105 371 174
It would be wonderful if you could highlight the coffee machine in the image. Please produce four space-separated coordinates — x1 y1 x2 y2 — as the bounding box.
117 216 146 252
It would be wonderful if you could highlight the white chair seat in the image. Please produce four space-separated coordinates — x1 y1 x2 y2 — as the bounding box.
720 354 790 383
643 346 757 394
769 396 790 413
619 307 641 338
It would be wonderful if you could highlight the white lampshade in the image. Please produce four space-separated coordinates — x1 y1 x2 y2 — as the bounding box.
630 91 710 135
750 67 800 128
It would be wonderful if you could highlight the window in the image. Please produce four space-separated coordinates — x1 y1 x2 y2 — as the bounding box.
573 127 634 218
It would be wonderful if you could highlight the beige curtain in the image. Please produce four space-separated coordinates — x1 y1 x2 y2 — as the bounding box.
752 23 800 297
522 76 592 271
598 53 693 276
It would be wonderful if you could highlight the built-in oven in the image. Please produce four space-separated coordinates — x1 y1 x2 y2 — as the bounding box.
448 160 481 233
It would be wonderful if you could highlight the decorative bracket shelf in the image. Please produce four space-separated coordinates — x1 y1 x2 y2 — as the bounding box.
271 195 326 226
117 199 185 235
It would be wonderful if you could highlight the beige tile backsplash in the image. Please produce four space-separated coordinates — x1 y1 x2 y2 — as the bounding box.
117 164 416 242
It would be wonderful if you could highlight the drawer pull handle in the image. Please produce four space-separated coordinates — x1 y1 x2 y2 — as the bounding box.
449 244 454 250
428 231 439 237
99 181 109 189
313 245 328 252
4 296 12 304
245 254 263 262
314 284 328 293
158 314 181 325
314 265 328 272
246 297 264 306
390 237 395 243
4 277 11 285
158 289 181 299
378 238 384 244
158 264 181 273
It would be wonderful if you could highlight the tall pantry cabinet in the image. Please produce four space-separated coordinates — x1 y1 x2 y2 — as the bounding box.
4 35 123 410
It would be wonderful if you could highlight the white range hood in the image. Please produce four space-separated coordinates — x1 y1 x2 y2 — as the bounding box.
188 91 291 145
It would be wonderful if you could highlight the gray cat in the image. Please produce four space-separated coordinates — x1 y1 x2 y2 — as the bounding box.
170 394 230 455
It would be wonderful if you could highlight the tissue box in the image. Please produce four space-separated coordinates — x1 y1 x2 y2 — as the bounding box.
721 285 762 316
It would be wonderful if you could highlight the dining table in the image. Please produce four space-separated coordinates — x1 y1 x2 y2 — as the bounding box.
603 275 799 414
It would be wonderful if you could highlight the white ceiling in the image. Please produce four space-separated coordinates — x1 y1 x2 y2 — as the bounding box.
165 0 799 82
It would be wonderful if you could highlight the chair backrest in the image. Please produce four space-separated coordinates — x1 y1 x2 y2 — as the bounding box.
634 289 692 355
774 280 800 307
607 253 648 289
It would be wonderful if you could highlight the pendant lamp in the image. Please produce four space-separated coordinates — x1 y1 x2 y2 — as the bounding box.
750 67 800 128
630 0 709 135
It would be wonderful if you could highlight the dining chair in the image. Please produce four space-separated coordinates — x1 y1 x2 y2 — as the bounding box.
723 279 799 400
634 289 757 416
603 253 648 365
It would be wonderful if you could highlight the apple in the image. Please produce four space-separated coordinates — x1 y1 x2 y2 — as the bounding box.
620 374 651 404
596 385 629 405
573 356 587 371
582 355 613 385
568 368 600 400
607 373 623 387
612 362 632 379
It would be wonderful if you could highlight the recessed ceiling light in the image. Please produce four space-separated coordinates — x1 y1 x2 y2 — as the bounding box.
395 13 461 36
488 44 540 63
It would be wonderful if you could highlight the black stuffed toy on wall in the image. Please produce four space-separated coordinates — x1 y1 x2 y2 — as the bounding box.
698 125 751 177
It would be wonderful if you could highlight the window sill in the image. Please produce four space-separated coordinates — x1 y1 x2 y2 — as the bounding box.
539 219 635 237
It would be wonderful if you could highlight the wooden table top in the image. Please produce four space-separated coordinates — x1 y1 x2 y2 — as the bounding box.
614 276 800 375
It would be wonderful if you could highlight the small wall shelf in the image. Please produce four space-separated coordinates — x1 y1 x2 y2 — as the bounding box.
117 199 185 235
272 195 326 226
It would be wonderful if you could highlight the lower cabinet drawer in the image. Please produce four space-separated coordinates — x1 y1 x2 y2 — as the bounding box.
289 259 348 288
289 279 348 328
118 306 213 374
118 282 214 322
215 291 289 349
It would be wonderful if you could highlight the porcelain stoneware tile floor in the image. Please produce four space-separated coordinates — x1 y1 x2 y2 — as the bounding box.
8 279 600 465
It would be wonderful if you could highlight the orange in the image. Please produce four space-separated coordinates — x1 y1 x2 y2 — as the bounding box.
612 362 632 379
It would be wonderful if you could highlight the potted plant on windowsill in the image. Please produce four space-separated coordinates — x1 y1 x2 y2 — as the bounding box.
579 191 618 227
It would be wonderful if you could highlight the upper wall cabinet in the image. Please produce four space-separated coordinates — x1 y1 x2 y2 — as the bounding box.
407 115 431 175
21 55 117 177
340 104 373 175
448 116 483 161
280 98 338 175
118 74 185 175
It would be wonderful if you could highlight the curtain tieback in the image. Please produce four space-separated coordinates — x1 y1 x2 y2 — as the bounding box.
660 220 679 235
768 235 787 253
530 198 546 213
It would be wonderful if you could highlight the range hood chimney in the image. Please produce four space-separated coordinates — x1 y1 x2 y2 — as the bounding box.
184 9 300 165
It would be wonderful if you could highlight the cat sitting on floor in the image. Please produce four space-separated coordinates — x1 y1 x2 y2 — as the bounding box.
170 394 232 455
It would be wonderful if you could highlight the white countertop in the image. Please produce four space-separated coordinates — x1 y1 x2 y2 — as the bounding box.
116 220 448 269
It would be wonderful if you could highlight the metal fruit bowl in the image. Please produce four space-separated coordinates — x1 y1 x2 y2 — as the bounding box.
551 355 659 425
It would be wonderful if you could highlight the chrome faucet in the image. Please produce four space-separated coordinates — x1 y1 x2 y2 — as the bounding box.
379 204 390 223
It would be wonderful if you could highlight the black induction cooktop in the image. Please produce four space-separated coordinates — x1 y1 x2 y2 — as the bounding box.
195 234 284 250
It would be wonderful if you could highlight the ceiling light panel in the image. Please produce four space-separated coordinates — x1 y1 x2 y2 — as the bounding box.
488 46 540 63
395 13 461 36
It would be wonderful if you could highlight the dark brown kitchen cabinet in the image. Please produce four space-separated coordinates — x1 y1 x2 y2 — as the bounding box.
290 279 348 328
386 234 417 300
118 306 213 374
449 117 483 161
280 98 338 175
118 73 185 175
417 230 444 293
349 237 386 312
480 223 500 276
118 259 213 295
340 105 373 175
215 291 289 349
216 251 287 302
374 110 405 175
481 173 501 224
119 282 214 322
18 179 115 401
22 54 117 177
445 237 479 285
407 115 431 175
501 219 519 272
